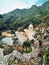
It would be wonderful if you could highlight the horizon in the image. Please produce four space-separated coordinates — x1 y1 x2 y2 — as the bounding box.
0 0 48 14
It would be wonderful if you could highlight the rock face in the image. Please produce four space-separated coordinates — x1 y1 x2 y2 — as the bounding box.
0 48 4 62
3 46 13 55
15 24 35 45
15 31 27 45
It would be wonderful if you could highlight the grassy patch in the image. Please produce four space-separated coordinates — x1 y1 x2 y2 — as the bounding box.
25 48 32 53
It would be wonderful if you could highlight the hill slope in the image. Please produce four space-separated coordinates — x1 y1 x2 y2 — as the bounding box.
0 1 49 31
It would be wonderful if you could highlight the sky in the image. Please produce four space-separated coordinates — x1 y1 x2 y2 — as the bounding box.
0 0 48 14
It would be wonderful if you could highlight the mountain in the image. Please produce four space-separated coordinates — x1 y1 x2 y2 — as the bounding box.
0 1 49 31
3 5 40 21
40 1 49 15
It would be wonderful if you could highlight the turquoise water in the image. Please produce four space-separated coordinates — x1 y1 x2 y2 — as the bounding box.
0 37 13 45
0 40 2 44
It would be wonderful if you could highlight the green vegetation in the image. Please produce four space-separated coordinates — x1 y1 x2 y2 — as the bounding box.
0 1 49 31
23 40 31 51
23 40 32 53
25 47 32 53
45 48 49 65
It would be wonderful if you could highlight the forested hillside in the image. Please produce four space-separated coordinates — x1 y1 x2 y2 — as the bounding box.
0 1 49 31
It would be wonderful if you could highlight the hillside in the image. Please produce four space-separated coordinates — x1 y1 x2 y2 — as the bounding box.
0 1 49 31
40 1 49 15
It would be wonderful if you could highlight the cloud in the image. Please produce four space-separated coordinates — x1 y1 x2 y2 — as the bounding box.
0 0 48 14
0 0 26 14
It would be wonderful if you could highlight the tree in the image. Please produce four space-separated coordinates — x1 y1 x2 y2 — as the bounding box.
23 40 31 51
